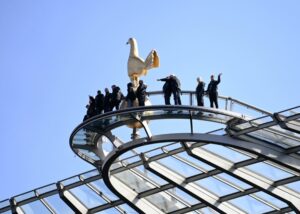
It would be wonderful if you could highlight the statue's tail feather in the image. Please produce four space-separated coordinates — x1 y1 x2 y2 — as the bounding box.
145 50 160 70
153 50 159 68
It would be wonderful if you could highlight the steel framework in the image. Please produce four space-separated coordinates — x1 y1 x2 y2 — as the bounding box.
1 91 300 214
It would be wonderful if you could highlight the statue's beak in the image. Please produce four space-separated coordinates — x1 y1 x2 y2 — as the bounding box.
126 41 129 45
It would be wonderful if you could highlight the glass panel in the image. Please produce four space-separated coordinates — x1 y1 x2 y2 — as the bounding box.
145 191 186 213
44 194 74 213
217 173 252 189
169 188 199 205
133 142 173 154
36 184 57 195
120 155 141 167
135 165 168 186
0 200 10 209
113 169 156 193
1 211 12 214
14 191 36 203
202 144 250 163
90 180 119 200
148 119 191 135
246 162 293 181
118 204 138 214
252 191 287 208
20 200 51 214
197 207 221 214
95 207 121 214
73 129 96 145
176 152 215 171
285 180 300 194
158 156 202 177
60 176 80 187
248 129 300 148
80 170 100 180
229 195 274 213
195 177 238 197
69 185 106 209
78 149 100 161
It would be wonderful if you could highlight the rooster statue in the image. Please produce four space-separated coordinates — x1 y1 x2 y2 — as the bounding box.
127 38 159 88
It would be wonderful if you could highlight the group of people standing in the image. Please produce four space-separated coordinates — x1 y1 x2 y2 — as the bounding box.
157 74 182 105
83 73 222 121
157 73 222 109
83 80 148 121
195 73 222 108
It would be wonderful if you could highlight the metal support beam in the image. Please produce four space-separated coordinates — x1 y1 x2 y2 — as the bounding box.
141 154 243 214
185 144 300 212
56 182 88 214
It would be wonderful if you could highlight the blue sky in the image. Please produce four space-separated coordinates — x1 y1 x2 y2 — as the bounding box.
0 0 300 200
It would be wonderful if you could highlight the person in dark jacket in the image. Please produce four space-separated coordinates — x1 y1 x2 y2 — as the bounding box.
83 104 90 121
126 82 137 107
195 77 205 106
206 73 222 108
157 76 172 105
87 96 97 118
170 74 181 105
111 85 124 111
104 88 112 113
136 80 147 106
95 90 104 114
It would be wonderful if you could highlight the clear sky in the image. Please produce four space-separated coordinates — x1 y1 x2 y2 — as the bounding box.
0 0 300 200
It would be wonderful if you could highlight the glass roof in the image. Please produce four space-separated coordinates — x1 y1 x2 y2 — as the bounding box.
2 91 300 213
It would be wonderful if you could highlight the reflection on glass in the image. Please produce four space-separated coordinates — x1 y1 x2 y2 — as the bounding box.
197 207 220 214
202 144 250 163
78 149 100 161
285 181 300 194
229 195 274 213
113 170 155 193
246 162 293 181
36 184 56 195
145 191 186 213
176 152 214 171
69 185 106 209
20 200 51 214
170 188 199 205
1 211 12 214
135 165 168 186
195 177 238 197
0 200 10 209
253 191 287 209
44 194 74 214
217 173 251 190
94 207 120 214
60 176 80 187
80 170 99 180
158 156 201 177
90 180 118 201
118 204 138 214
14 191 35 203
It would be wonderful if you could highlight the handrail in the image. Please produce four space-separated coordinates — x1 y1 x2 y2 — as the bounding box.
147 90 272 116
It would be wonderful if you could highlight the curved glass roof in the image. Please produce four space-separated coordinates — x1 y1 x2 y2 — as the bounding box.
1 91 300 213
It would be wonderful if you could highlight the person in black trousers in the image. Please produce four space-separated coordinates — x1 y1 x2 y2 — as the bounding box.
136 80 147 106
95 90 104 114
206 73 222 108
157 76 172 105
103 88 112 113
195 77 205 106
111 85 124 110
126 82 137 107
170 74 181 105
87 96 97 117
